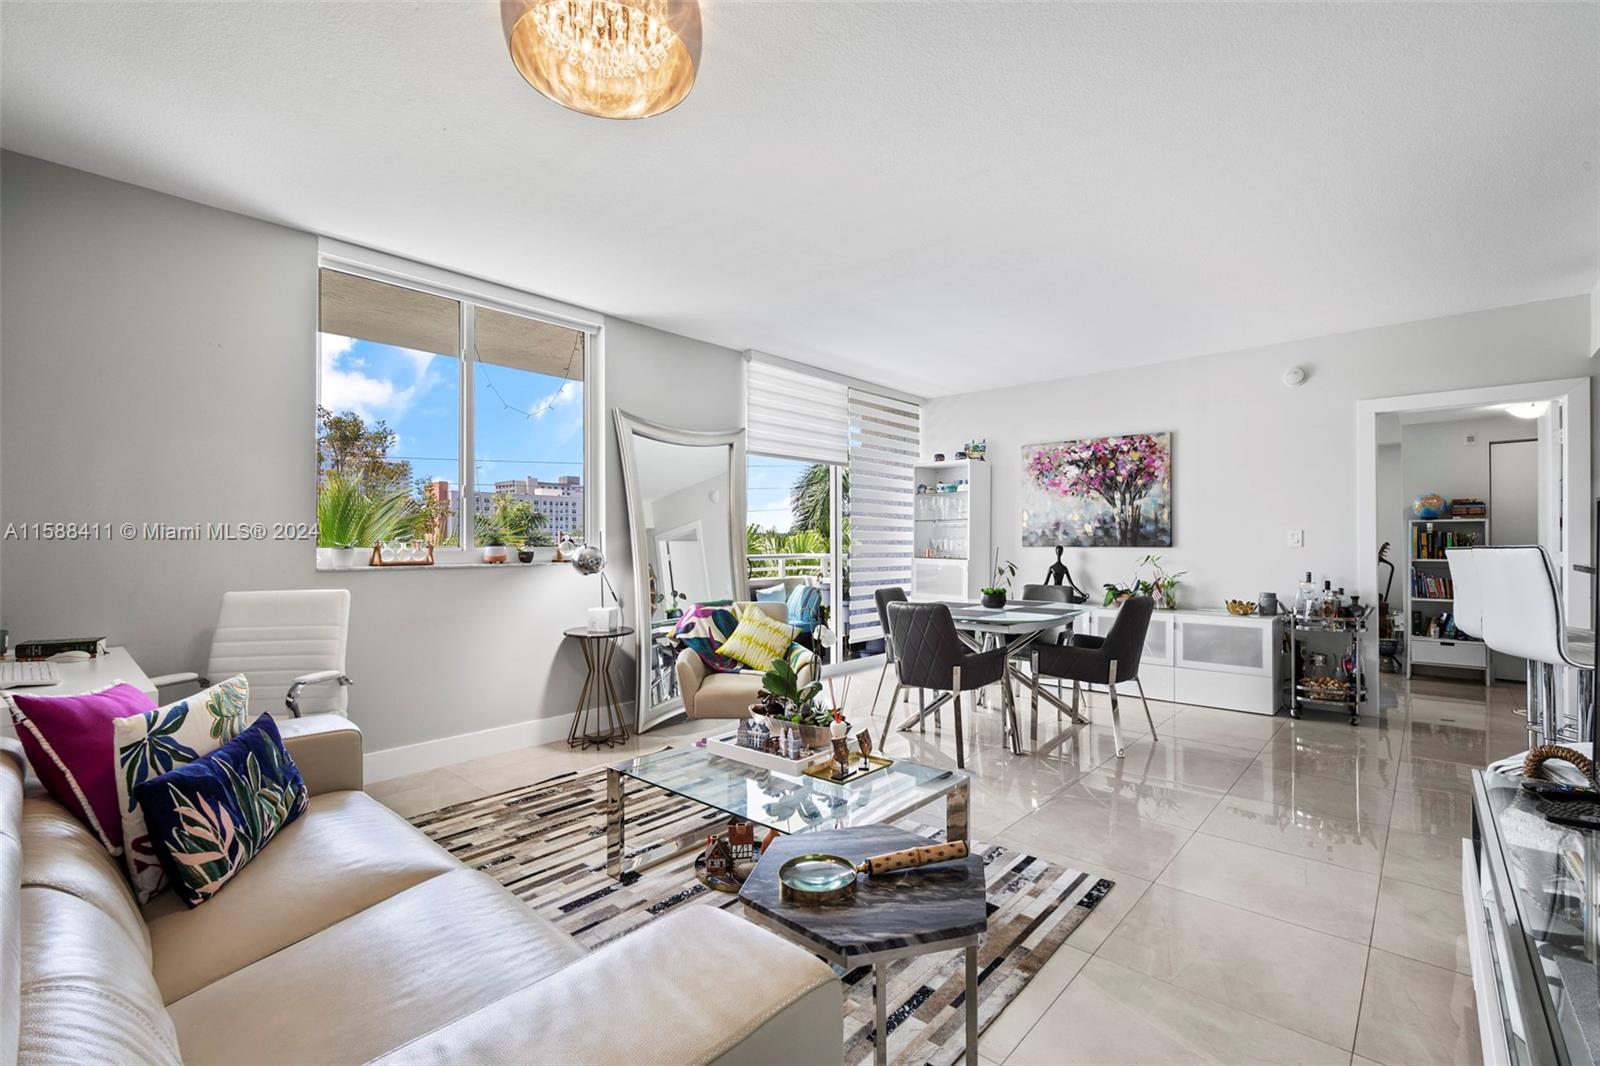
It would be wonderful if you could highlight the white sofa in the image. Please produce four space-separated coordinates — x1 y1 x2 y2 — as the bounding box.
1 716 842 1064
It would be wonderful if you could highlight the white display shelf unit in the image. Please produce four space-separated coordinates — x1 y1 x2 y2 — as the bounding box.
911 458 991 601
1079 606 1288 715
1405 512 1490 685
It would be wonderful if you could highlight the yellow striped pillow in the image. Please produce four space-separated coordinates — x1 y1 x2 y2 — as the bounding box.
715 607 798 673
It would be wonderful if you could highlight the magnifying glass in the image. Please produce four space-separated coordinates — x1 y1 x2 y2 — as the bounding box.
777 841 969 905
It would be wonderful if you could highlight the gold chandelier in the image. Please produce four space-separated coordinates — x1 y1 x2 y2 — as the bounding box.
501 0 701 120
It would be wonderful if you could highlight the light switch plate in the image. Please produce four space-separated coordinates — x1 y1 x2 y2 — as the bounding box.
1287 530 1304 548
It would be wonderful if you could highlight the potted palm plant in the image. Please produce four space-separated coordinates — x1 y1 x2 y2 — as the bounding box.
317 473 418 568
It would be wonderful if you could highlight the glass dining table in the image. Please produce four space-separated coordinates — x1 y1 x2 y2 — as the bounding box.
896 598 1094 755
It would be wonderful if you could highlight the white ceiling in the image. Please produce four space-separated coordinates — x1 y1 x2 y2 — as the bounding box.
3 1 1596 397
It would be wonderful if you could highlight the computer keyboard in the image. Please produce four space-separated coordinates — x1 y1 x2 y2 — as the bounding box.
0 661 61 689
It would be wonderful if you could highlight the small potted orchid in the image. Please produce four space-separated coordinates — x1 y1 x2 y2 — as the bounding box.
981 552 1018 608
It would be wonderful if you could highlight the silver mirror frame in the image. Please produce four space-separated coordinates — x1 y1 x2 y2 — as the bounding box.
613 408 747 733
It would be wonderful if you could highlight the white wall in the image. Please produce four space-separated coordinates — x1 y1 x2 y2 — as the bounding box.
1400 413 1536 513
0 152 745 775
924 296 1596 613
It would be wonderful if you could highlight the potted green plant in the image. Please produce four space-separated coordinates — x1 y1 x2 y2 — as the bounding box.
981 552 1017 608
1141 554 1187 610
749 657 835 745
664 591 688 619
475 514 510 563
316 473 418 569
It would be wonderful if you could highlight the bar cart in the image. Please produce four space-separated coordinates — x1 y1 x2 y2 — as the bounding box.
1288 604 1371 724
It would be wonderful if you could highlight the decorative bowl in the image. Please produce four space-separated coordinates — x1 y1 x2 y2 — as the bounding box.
1224 600 1258 616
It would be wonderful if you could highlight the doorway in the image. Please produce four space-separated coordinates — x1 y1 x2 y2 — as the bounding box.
1356 378 1591 704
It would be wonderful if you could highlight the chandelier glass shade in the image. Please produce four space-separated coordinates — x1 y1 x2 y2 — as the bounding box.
502 0 701 120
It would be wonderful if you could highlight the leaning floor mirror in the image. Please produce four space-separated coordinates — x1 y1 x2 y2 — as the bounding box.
614 410 746 732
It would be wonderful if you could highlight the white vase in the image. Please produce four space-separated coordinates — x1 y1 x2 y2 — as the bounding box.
316 547 338 569
482 545 508 564
345 547 371 568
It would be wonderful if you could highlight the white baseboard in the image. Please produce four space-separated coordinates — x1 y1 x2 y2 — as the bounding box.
363 703 635 782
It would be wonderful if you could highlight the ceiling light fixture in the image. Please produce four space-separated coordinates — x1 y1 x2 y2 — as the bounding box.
501 0 701 120
1503 401 1550 420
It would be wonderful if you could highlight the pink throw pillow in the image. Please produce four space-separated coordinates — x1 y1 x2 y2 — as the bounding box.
6 681 157 854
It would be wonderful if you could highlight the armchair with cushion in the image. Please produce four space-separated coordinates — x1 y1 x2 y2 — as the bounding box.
674 601 820 719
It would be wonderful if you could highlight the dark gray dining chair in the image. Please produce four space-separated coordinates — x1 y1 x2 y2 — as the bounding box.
885 600 1009 769
1031 595 1157 758
870 586 911 713
1020 583 1078 648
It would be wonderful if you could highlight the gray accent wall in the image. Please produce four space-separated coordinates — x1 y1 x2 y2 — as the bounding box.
0 151 744 767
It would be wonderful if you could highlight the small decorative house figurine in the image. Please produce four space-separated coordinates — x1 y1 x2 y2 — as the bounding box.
736 717 754 749
703 835 734 878
727 821 758 865
748 717 771 752
782 727 804 761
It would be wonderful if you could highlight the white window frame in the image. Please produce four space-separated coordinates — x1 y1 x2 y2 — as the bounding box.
316 239 605 564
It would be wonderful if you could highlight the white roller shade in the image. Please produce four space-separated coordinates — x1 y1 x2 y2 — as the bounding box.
747 359 850 465
848 390 920 643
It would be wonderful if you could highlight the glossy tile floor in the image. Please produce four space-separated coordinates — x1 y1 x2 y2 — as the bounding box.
373 669 1520 1066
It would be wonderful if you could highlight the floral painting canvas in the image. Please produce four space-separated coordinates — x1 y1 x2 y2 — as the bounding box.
1022 433 1172 547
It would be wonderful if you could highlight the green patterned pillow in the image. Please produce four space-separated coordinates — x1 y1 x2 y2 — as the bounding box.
113 675 249 902
715 607 799 673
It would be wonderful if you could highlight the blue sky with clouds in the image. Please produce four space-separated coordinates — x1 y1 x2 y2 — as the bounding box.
319 333 583 493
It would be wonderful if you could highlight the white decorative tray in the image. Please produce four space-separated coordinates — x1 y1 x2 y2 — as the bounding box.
705 732 832 776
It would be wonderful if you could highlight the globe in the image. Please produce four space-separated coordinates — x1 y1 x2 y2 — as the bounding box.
1412 494 1446 520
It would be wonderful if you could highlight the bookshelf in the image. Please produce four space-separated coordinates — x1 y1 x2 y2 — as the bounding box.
1404 511 1490 685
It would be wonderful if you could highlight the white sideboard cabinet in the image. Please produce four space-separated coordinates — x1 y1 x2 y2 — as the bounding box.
1079 606 1288 715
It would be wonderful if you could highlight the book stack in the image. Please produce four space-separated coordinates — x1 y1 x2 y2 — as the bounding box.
14 637 107 661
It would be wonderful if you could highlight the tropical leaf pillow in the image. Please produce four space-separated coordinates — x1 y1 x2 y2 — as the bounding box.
135 712 307 908
113 674 249 902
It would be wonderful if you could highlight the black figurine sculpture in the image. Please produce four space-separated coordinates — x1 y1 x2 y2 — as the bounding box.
1044 547 1090 603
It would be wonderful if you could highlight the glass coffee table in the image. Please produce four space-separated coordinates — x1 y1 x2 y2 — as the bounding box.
605 745 970 881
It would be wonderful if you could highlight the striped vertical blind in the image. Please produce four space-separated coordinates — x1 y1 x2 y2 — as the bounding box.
746 359 850 465
848 390 921 643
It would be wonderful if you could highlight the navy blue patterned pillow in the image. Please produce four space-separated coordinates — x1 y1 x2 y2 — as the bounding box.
133 712 308 907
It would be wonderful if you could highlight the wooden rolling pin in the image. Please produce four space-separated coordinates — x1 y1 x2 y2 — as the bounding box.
858 840 969 876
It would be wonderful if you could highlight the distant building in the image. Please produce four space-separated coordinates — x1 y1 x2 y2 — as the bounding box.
474 475 583 537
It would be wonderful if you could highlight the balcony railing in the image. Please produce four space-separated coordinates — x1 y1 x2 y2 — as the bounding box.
747 552 829 581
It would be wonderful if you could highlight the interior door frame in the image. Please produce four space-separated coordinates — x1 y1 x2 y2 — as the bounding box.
1355 377 1591 685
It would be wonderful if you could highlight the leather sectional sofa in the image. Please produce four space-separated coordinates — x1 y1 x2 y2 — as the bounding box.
2 716 842 1064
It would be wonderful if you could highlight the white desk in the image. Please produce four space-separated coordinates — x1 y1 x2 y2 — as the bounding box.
3 647 159 702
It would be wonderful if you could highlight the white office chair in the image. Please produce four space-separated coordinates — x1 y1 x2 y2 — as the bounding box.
150 590 353 718
1476 545 1592 747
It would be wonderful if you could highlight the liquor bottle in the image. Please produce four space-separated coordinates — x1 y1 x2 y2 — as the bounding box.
1295 572 1316 618
1320 580 1336 618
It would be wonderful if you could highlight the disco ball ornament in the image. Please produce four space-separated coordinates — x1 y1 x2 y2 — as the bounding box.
1412 494 1446 520
571 544 606 576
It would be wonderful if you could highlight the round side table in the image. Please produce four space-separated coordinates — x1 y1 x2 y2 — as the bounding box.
564 626 634 749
